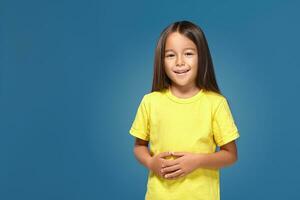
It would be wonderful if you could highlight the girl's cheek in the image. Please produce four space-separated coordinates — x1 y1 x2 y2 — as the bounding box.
164 59 170 66
165 61 173 68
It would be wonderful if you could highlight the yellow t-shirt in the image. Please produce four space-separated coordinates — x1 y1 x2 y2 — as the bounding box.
129 87 240 200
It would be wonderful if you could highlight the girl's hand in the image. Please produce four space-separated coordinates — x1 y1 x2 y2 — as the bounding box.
148 152 172 178
161 152 202 179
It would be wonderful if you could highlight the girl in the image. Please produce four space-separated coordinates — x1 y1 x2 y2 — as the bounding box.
129 20 240 200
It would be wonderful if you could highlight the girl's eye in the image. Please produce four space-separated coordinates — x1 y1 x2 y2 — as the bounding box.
166 54 174 58
185 52 194 56
165 53 194 58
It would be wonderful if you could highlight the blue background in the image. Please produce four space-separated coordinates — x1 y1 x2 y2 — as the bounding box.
1 0 299 199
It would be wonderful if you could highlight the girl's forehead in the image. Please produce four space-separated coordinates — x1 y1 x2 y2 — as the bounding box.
165 32 197 51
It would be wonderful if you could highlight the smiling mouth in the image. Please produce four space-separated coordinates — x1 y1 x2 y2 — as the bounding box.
173 69 190 74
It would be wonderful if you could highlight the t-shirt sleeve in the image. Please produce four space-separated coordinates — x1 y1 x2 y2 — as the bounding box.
212 97 240 147
129 95 150 141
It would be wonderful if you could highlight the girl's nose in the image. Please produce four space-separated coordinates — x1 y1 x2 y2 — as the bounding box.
176 56 185 66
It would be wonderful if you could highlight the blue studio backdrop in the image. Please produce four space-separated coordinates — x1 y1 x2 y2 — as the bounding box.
1 0 300 199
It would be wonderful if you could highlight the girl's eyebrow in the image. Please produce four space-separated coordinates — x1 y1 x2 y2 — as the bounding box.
165 47 196 52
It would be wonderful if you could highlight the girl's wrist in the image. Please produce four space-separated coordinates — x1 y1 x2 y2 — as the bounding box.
146 157 153 169
195 153 204 169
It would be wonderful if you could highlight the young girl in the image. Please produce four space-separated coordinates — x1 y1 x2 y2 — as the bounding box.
129 20 240 200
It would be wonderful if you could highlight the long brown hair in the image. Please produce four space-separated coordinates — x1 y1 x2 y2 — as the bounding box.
151 20 221 94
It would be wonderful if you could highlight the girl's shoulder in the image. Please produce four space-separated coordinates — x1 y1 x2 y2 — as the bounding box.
201 90 232 113
139 89 168 105
143 90 165 100
202 89 226 102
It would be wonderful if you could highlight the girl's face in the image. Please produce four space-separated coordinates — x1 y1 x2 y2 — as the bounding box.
164 32 198 89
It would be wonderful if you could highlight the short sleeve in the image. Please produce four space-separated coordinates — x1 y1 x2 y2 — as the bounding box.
212 98 240 147
129 95 150 141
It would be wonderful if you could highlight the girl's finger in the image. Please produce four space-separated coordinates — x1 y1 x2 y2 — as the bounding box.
165 169 184 179
161 164 180 173
162 157 181 168
160 151 172 158
178 173 185 178
172 152 185 157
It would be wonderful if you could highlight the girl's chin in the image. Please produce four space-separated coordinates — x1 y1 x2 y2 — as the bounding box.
171 80 192 87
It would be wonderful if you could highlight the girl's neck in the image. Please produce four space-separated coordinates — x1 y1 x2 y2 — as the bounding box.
169 84 200 99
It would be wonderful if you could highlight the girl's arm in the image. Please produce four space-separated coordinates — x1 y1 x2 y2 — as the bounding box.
196 140 238 169
133 138 152 169
170 140 238 170
162 141 238 179
133 138 173 178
